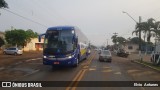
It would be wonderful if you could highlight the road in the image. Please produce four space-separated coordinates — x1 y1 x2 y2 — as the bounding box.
0 51 160 90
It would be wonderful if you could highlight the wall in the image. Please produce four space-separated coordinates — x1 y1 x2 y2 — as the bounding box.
23 38 44 51
123 44 139 54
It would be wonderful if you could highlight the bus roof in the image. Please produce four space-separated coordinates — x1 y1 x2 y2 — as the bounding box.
47 26 76 31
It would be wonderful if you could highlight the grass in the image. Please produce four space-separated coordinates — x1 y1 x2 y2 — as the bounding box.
135 60 160 71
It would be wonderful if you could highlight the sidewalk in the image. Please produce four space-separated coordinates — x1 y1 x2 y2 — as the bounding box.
128 53 151 63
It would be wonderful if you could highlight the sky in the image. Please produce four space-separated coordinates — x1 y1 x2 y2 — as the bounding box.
0 0 160 46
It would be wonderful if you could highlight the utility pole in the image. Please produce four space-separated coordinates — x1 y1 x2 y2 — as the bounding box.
113 32 118 35
139 16 142 62
106 39 108 49
123 11 143 61
113 32 118 49
107 39 108 46
113 32 118 44
139 16 142 51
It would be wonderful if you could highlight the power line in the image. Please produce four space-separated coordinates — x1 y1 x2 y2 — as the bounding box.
3 8 48 28
32 0 71 25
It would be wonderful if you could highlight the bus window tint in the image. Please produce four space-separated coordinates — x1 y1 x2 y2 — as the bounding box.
44 30 75 53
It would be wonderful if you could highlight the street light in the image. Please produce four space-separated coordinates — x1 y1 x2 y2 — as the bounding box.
123 11 142 61
122 11 138 23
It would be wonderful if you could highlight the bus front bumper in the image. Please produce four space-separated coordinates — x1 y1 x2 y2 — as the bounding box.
43 58 77 66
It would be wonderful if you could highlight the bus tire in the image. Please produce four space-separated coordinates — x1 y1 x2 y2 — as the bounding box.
73 56 79 67
84 53 87 60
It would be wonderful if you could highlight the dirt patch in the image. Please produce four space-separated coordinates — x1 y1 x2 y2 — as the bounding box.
0 50 2 54
0 51 43 67
0 70 27 80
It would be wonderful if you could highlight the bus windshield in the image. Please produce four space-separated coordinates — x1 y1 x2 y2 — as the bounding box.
44 30 75 54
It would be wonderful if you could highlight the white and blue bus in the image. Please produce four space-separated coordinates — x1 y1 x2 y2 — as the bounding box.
39 26 90 67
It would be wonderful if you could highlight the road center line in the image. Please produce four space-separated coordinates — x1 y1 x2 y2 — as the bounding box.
65 52 96 90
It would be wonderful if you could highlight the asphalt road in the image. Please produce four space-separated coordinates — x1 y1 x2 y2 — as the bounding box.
1 51 160 90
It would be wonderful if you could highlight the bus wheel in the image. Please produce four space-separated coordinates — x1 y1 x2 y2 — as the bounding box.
84 53 87 60
73 58 79 67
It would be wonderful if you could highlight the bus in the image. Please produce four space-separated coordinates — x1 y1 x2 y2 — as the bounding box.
38 26 90 67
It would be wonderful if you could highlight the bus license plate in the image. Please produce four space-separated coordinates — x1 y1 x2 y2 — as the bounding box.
54 62 59 64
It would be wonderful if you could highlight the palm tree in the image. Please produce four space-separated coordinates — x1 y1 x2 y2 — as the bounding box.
153 21 160 38
146 18 155 43
132 18 157 43
132 22 148 42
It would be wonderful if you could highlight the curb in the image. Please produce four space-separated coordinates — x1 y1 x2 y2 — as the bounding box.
131 60 160 72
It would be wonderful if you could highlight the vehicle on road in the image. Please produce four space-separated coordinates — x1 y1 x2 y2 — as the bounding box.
3 47 23 55
99 50 112 62
87 47 91 55
116 49 129 58
39 26 90 67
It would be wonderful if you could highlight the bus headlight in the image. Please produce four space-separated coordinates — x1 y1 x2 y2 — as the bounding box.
68 56 72 59
43 56 47 58
67 54 74 59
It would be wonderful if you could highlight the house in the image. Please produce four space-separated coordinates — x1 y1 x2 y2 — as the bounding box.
0 31 44 51
0 31 5 49
23 38 44 51
124 43 139 54
0 31 5 39
119 43 139 54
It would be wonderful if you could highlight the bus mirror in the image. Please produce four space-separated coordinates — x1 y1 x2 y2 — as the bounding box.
38 36 41 42
38 33 46 42
76 38 78 43
72 36 75 44
76 38 78 47
72 36 77 43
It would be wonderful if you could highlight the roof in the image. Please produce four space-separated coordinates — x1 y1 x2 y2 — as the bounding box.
0 31 4 34
47 26 75 31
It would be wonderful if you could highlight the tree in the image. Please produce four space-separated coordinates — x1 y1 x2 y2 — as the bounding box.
146 18 155 42
153 21 160 38
5 29 27 47
132 22 148 40
132 18 159 43
26 29 38 43
111 35 117 45
0 0 8 9
130 37 140 44
116 36 126 45
0 37 5 47
129 37 146 45
5 29 39 47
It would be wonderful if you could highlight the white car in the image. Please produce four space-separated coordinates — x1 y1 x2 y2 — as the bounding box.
99 50 112 62
3 47 23 55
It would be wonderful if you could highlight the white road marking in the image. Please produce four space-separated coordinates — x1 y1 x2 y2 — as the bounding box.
89 68 96 71
101 69 112 72
26 58 42 62
114 72 122 75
